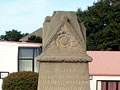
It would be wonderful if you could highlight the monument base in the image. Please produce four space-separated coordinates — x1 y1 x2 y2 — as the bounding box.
38 62 90 90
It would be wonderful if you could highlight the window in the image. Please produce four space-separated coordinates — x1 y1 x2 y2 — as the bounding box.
97 81 120 90
0 72 9 79
18 47 42 72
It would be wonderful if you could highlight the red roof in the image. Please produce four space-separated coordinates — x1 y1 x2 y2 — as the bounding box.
0 40 42 46
88 51 120 76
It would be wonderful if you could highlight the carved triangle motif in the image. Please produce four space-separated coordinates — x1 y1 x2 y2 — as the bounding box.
56 22 80 48
45 19 84 54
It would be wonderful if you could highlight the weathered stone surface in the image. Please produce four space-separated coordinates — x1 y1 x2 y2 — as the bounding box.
37 11 91 90
38 63 90 90
36 11 92 62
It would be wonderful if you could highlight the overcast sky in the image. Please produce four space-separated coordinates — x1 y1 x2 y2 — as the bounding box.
0 0 97 35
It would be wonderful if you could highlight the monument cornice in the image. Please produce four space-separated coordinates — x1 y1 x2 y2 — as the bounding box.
37 55 92 62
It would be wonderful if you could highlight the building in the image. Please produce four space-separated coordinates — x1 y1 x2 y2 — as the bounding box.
88 51 120 90
0 41 42 89
0 41 120 90
19 28 42 42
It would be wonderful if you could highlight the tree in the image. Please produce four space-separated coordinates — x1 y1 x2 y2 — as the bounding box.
27 35 42 43
77 0 120 51
0 29 28 41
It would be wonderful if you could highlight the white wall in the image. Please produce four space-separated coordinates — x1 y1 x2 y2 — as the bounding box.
90 76 120 90
0 43 18 90
0 80 2 90
0 44 18 72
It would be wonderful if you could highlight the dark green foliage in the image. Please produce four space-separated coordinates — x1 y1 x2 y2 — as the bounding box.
77 0 120 51
27 35 42 43
2 72 39 90
0 29 28 41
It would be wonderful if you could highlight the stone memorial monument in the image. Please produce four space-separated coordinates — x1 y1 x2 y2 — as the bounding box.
37 11 92 90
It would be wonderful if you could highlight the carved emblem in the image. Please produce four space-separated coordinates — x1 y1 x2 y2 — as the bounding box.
56 27 70 48
55 24 79 48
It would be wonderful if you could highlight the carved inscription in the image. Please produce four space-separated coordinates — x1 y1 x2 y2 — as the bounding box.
40 74 88 80
38 63 90 90
40 79 89 85
44 86 88 90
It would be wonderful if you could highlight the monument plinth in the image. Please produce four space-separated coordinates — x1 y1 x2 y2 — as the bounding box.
37 11 92 90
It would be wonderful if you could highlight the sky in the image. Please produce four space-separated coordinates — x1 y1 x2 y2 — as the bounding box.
0 0 97 35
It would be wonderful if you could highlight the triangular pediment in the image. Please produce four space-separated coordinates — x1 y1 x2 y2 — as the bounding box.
42 17 86 57
44 16 85 51
36 12 92 62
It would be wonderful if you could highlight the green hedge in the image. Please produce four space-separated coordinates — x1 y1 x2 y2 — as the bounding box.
2 72 39 90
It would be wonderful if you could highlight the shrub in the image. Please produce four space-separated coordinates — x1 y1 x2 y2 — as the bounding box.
2 71 39 90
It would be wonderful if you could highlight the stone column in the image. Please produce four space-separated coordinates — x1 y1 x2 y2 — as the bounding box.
37 11 92 90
